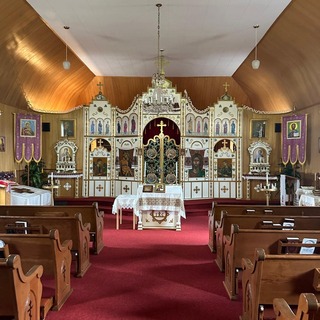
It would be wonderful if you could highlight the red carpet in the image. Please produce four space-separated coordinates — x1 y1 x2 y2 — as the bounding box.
46 212 243 320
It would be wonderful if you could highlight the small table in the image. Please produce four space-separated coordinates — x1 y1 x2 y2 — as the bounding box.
112 195 137 230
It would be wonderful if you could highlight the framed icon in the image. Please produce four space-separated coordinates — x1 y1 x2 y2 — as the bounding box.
0 136 5 152
287 120 301 139
143 185 154 193
20 119 36 137
155 183 166 193
251 120 266 138
60 119 76 139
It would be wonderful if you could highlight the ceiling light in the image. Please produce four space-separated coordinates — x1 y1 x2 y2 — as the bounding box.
63 26 70 70
142 3 175 113
252 25 260 70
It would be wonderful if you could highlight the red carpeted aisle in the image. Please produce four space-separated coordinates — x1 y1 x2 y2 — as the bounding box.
46 212 242 320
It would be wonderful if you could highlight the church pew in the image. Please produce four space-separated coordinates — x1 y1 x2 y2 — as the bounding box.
0 229 73 318
240 249 320 320
223 225 320 300
215 213 320 271
273 293 320 320
208 203 320 252
0 202 104 254
0 213 91 277
0 254 43 320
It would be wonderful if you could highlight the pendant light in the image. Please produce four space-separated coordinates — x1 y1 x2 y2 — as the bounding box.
63 26 71 70
252 25 260 70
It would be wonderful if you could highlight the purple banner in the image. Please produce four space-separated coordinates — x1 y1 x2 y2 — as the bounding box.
282 114 307 165
14 113 42 163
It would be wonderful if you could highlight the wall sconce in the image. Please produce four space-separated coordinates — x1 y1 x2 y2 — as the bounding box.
252 25 260 70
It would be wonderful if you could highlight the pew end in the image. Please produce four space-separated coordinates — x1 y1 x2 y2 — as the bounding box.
0 254 43 320
273 293 320 320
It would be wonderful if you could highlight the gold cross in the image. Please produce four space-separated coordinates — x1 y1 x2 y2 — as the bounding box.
193 186 200 194
157 120 167 134
222 139 228 148
223 82 230 93
221 186 229 193
97 138 103 146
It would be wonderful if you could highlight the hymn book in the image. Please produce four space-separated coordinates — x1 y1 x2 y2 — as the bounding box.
300 238 317 254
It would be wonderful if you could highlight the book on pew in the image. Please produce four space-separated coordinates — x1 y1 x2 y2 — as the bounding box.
260 220 273 229
6 221 28 234
264 209 273 214
285 237 300 254
300 238 317 254
282 218 295 230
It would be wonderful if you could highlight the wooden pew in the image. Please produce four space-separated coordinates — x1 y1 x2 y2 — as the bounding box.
273 293 320 320
208 203 320 252
241 248 320 320
0 254 43 320
0 202 104 254
0 214 91 277
0 229 73 318
223 225 320 300
215 213 320 272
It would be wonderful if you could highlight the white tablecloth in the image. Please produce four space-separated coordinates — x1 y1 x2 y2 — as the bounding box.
112 194 138 214
113 185 185 218
136 185 185 218
10 185 52 205
299 194 320 206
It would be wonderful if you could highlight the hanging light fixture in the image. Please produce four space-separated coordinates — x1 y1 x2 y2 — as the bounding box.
63 26 71 70
252 24 260 70
142 3 175 113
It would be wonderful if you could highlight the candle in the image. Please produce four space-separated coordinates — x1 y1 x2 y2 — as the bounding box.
175 162 178 177
266 172 269 186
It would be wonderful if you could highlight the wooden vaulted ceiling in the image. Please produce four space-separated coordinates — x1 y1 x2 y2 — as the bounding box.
0 0 319 114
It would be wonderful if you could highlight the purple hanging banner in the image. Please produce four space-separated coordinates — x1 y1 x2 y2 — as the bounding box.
282 114 307 165
14 113 42 163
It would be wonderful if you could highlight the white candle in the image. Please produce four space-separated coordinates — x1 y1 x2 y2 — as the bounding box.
175 162 178 176
266 172 269 186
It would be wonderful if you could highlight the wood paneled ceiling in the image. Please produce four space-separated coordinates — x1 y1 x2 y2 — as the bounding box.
0 0 319 114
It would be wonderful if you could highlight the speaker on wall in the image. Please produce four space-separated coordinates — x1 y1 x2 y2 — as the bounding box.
275 123 281 133
42 122 50 132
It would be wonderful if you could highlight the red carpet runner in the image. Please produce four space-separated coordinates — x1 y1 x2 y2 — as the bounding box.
46 212 242 320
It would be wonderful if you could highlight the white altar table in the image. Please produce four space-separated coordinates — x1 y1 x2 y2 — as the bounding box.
9 185 52 205
136 185 185 231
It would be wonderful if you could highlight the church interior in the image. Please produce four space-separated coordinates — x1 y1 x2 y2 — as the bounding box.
1 0 320 319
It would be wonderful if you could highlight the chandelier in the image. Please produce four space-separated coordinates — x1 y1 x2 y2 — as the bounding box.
142 3 175 113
